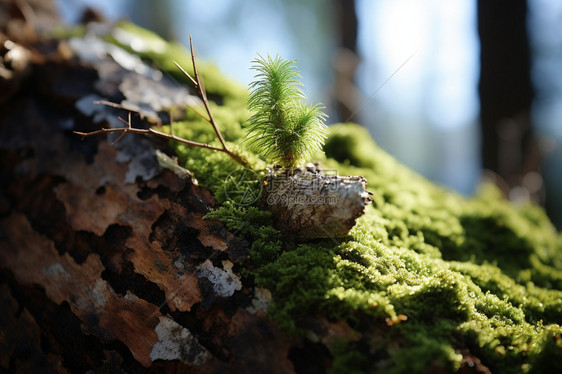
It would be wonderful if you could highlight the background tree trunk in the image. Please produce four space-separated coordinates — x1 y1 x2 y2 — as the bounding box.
477 0 539 196
332 0 359 122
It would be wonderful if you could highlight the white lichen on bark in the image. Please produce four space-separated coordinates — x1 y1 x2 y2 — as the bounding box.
150 316 210 365
246 287 272 314
196 260 242 297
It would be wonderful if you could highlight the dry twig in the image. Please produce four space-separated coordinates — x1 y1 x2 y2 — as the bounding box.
74 36 247 167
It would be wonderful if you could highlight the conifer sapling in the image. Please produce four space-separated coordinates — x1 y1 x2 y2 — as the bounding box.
245 55 328 168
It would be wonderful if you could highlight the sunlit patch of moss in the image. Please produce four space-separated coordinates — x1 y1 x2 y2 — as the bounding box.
170 113 562 373
206 101 251 141
323 123 378 169
459 316 562 374
160 96 265 203
206 198 560 372
107 30 562 371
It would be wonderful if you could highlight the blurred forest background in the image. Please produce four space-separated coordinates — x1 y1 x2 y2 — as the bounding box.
56 0 562 229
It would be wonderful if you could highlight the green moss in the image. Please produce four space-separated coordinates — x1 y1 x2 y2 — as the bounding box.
387 321 463 374
158 99 264 204
329 340 370 374
196 120 562 372
93 25 562 372
49 24 88 39
323 123 379 168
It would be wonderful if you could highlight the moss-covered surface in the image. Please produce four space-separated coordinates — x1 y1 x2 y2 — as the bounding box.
176 120 562 373
103 25 562 373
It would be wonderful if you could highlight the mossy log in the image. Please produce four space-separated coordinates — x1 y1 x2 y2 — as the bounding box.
0 13 295 373
2 3 562 373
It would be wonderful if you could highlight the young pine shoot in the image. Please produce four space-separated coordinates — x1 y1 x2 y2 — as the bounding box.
245 55 328 169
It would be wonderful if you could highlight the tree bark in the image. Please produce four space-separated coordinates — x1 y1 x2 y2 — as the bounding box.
265 167 371 239
0 12 303 373
332 0 359 122
477 0 538 192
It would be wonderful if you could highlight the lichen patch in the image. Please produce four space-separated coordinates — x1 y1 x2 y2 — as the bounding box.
196 259 242 297
150 316 211 366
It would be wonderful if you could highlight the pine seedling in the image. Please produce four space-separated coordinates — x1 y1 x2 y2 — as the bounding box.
245 55 328 169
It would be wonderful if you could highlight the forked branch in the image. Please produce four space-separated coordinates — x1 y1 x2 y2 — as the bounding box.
74 36 247 167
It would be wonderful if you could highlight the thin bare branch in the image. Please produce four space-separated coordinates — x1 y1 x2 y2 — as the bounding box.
74 38 248 167
112 131 127 145
169 110 174 136
184 103 211 122
117 116 129 127
94 100 127 109
188 35 228 151
172 60 197 87
94 100 147 121
74 125 225 153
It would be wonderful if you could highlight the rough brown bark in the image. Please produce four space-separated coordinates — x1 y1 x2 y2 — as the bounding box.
0 3 523 373
0 2 374 371
0 8 304 372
